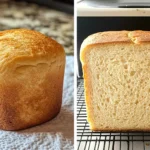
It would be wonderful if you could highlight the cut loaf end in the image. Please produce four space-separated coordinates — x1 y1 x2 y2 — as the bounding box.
80 31 150 131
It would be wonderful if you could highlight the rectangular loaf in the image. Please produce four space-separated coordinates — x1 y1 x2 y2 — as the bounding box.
80 31 150 131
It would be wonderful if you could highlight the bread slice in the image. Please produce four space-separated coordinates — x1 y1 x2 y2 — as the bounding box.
80 31 150 131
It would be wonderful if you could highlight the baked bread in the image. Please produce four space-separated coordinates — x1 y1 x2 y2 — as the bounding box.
80 30 150 131
0 29 65 130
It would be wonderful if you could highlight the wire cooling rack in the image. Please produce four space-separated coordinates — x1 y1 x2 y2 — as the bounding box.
77 79 150 150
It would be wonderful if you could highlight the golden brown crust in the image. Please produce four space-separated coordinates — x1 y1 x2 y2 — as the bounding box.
128 30 150 43
80 30 150 131
0 28 64 73
0 29 65 130
81 31 130 51
80 30 150 63
91 128 150 132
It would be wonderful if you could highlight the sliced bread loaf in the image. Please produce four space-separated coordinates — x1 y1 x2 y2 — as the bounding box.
80 31 150 131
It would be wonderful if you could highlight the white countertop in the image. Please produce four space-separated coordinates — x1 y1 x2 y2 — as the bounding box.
77 1 150 16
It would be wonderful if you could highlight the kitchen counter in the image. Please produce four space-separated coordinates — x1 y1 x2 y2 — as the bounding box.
0 1 74 150
77 1 150 16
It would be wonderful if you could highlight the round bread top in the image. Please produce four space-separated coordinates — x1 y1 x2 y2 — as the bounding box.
80 30 150 63
81 30 150 50
0 29 65 72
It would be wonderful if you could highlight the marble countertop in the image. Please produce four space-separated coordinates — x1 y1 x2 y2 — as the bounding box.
0 0 73 55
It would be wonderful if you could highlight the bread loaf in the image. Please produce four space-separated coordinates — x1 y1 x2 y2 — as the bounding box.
80 31 150 131
0 29 65 130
